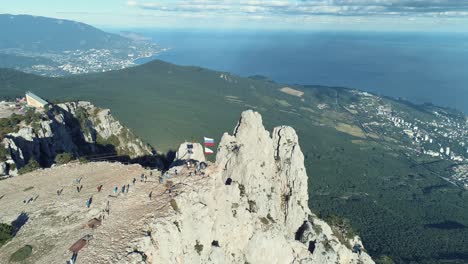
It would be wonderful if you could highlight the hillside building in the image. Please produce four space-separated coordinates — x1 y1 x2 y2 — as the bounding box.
25 92 48 108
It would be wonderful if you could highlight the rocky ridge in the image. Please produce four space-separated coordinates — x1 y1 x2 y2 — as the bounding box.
136 110 374 263
0 101 152 176
0 109 374 264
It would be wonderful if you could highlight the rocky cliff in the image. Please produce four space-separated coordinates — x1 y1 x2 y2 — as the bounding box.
138 110 374 264
0 109 374 263
0 101 152 176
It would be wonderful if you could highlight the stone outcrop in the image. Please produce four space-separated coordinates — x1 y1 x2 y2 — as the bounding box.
138 110 374 264
174 142 206 163
0 101 152 176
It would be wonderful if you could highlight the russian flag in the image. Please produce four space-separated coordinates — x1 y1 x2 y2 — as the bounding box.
204 137 215 147
204 147 214 154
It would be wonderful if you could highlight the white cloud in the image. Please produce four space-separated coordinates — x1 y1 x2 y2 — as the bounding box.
126 0 468 17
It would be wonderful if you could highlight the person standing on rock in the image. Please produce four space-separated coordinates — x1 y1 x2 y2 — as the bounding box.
121 185 126 193
76 186 80 193
113 186 118 194
149 191 152 200
126 184 130 193
70 252 78 264
105 200 110 215
86 197 92 208
132 178 136 185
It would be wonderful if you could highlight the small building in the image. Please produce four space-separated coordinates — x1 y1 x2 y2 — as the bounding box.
25 92 48 108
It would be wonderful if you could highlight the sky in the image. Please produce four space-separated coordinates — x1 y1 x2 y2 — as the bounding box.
2 0 468 31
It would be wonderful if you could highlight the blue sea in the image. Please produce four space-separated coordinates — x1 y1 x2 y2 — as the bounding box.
133 29 468 113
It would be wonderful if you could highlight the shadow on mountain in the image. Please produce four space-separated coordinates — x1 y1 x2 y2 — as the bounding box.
11 212 29 236
84 149 177 171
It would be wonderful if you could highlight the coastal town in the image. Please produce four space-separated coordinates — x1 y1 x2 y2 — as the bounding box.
0 42 166 77
343 90 468 189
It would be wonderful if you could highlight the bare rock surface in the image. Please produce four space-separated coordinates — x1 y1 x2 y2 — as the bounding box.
0 110 374 264
149 110 374 264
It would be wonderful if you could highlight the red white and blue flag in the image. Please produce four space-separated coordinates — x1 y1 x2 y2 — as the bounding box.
204 147 214 154
204 137 215 147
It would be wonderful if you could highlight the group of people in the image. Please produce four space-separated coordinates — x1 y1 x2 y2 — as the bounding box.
56 167 198 213
159 160 209 184
65 171 159 264
60 172 154 210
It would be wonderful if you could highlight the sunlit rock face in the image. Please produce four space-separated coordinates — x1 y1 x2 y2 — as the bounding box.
143 110 374 264
1 101 152 176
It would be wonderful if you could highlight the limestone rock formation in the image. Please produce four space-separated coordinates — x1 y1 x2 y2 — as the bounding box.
0 110 374 263
174 142 206 163
141 110 374 264
0 101 152 176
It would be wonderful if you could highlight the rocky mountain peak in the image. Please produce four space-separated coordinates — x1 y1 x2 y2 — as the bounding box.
146 110 374 263
0 109 374 263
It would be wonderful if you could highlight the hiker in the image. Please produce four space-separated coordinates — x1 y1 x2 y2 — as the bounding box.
144 175 147 183
113 186 118 194
86 197 92 208
149 191 152 200
126 184 130 193
57 190 60 196
121 185 126 193
159 175 163 184
175 169 178 175
140 173 144 182
76 186 80 193
70 252 78 264
105 200 110 215
132 178 136 185
79 185 83 192
97 185 103 192
150 171 153 177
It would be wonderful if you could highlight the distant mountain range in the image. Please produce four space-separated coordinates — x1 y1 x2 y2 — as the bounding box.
0 14 163 76
0 14 134 51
